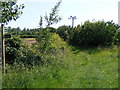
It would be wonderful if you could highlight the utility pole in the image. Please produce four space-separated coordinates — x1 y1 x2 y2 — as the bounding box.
68 16 77 27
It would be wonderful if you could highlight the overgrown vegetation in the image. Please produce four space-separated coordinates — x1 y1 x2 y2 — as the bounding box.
1 0 119 88
56 20 119 47
3 45 118 88
7 20 119 47
0 1 24 24
4 19 119 88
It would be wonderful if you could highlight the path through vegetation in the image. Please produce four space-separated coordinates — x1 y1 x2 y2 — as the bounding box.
3 46 118 88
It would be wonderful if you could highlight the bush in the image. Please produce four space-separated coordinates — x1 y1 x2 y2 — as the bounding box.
5 36 23 64
70 20 118 47
68 25 81 46
36 31 67 54
49 33 67 52
114 32 120 45
5 36 41 65
36 28 52 53
5 28 67 65
56 25 72 42
4 33 12 38
16 47 42 65
45 27 56 33
36 28 68 65
20 35 37 38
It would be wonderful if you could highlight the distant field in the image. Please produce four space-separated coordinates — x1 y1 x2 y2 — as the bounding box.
22 38 36 46
2 46 118 88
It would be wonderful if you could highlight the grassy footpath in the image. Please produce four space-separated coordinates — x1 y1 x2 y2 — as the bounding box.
64 46 118 88
2 46 118 88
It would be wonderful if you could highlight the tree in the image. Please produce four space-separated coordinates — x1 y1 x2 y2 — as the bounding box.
0 1 25 24
0 0 24 73
39 0 62 27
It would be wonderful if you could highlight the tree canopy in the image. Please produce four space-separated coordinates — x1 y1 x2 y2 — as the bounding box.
0 0 24 24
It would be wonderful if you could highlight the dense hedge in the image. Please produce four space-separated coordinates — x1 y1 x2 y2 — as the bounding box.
20 35 37 38
76 21 117 46
4 35 37 38
56 21 118 47
5 36 41 65
56 25 73 41
5 31 67 65
4 33 12 38
5 36 23 64
5 20 119 65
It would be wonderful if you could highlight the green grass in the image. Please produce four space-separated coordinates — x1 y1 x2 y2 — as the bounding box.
66 47 118 88
2 46 118 88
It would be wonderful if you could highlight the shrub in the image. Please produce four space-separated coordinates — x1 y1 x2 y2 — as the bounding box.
49 33 67 52
36 28 68 65
5 36 23 64
114 32 120 45
36 28 52 53
20 35 37 38
4 33 12 38
36 31 67 54
5 36 41 65
56 25 72 42
45 27 56 33
70 20 118 47
68 25 81 46
16 47 42 65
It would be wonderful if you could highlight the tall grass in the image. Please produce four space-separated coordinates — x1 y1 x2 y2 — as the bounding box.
3 46 118 88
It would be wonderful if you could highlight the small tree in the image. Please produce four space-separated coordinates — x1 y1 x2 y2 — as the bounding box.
39 0 62 27
37 0 62 55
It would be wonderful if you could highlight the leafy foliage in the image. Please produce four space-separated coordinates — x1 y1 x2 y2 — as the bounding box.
39 16 43 27
3 46 118 88
20 35 37 38
34 27 68 65
5 27 67 65
57 20 118 47
5 36 23 64
77 20 117 47
45 27 56 33
4 20 118 65
0 1 24 24
36 29 67 54
114 32 120 45
39 0 62 27
5 36 41 65
36 28 52 53
56 25 72 41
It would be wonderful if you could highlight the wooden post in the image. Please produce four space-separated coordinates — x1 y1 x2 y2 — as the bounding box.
1 24 5 73
118 34 120 60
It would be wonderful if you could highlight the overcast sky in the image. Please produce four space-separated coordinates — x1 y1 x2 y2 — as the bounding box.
6 0 120 29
